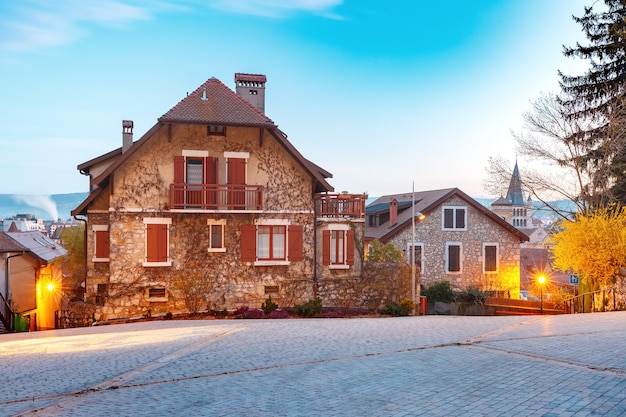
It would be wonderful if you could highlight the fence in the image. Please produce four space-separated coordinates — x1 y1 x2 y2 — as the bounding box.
563 287 622 314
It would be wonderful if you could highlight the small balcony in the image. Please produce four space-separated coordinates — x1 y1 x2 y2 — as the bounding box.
315 193 367 219
170 183 263 210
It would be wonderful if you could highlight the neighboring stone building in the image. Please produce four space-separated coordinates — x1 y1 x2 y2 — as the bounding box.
365 188 529 297
72 73 365 321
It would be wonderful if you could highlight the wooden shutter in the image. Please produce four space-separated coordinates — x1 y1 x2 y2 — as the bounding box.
95 229 110 259
443 208 454 229
456 208 465 229
240 224 257 262
228 158 246 184
346 230 355 266
205 157 219 207
322 230 331 266
147 223 168 263
448 245 460 272
174 156 185 183
288 225 303 262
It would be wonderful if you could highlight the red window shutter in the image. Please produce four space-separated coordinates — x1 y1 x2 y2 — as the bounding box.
174 156 185 183
205 157 219 207
156 224 168 262
95 229 110 259
146 223 168 262
240 224 257 262
228 158 246 184
288 225 303 261
346 230 355 266
322 230 331 266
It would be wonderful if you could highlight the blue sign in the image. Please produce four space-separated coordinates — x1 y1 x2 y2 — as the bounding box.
569 274 579 285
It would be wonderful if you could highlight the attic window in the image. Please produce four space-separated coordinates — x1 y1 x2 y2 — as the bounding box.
208 125 226 136
33 238 48 247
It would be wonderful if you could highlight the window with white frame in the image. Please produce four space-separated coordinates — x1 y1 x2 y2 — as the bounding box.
442 206 467 230
207 219 226 252
143 218 172 267
483 243 498 273
92 225 110 262
322 224 354 269
240 219 303 266
407 242 424 271
446 242 462 273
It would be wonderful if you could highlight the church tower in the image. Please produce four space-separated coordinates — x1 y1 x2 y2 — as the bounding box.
491 161 534 229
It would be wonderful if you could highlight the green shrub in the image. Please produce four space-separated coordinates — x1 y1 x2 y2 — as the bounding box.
261 296 278 315
294 298 323 317
422 281 456 303
457 286 486 304
380 298 414 316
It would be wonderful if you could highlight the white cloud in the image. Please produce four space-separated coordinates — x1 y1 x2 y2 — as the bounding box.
0 0 153 53
208 0 343 19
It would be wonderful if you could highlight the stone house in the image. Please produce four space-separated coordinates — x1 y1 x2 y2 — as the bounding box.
72 73 365 321
365 188 529 297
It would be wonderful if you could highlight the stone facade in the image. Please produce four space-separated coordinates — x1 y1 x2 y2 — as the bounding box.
76 76 365 322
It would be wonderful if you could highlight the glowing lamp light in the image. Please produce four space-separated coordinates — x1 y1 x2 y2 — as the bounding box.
47 283 55 292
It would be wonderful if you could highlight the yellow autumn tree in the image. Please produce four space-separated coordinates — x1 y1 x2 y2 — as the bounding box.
551 206 626 289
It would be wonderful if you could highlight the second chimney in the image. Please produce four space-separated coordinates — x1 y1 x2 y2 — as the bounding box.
235 73 266 114
389 198 398 226
122 120 133 153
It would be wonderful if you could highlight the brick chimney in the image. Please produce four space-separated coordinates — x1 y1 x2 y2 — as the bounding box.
235 73 266 114
122 120 133 153
389 198 398 226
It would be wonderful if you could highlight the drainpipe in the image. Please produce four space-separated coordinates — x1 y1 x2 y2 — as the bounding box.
73 215 88 300
5 252 25 307
313 190 318 299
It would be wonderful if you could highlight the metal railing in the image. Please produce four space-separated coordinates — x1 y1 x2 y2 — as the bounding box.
563 287 621 314
315 193 367 218
170 183 263 210
0 292 13 332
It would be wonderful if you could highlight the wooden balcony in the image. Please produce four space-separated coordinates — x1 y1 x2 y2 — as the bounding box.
170 183 263 210
315 193 367 219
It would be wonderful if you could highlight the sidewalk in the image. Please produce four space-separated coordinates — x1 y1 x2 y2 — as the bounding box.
1 312 626 416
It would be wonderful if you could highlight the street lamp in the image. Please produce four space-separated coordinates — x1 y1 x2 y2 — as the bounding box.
538 275 546 314
411 182 426 315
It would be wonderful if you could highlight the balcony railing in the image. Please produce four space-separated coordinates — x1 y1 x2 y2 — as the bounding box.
315 193 367 218
170 183 263 210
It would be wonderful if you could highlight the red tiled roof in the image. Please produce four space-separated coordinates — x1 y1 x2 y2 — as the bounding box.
158 77 275 127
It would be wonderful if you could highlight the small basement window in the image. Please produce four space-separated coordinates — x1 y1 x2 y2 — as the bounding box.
265 285 279 295
148 288 167 299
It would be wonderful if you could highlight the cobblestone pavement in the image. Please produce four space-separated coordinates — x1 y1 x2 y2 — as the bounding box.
2 312 626 416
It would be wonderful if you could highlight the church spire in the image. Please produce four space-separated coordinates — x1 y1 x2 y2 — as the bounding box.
505 161 525 206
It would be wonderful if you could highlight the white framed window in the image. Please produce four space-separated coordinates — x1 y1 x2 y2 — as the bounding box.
147 287 168 302
143 218 172 267
92 224 110 262
442 206 467 231
207 219 226 252
243 219 295 266
445 242 462 274
483 243 498 273
407 242 424 272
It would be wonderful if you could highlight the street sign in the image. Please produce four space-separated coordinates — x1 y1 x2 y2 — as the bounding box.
569 274 579 285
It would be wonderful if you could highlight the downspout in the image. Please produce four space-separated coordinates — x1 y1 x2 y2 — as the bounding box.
5 252 25 307
313 187 318 299
73 215 88 300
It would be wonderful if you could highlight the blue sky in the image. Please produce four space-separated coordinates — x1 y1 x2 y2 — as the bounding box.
0 0 590 198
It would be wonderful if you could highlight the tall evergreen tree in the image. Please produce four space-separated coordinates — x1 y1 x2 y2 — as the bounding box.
559 0 626 204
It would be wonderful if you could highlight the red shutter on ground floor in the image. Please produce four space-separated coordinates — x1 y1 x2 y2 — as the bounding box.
95 229 110 259
146 223 168 263
322 230 331 266
240 224 257 262
346 230 355 266
288 225 303 261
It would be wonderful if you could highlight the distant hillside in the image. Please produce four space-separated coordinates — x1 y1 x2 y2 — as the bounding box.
0 193 88 221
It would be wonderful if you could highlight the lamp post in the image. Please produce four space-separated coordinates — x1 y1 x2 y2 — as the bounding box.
538 275 546 314
411 182 426 315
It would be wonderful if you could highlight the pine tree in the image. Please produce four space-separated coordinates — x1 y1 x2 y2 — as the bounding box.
559 0 626 204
